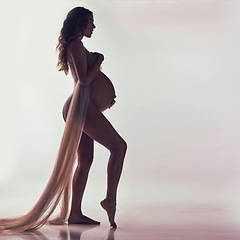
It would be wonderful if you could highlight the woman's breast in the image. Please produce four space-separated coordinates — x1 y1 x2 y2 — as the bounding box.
90 71 116 111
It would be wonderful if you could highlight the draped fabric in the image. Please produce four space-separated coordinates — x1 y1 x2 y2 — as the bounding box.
0 82 90 235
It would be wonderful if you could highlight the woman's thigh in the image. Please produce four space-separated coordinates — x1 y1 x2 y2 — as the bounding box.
83 101 125 151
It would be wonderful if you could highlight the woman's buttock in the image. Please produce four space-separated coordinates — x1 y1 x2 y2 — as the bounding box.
62 94 73 122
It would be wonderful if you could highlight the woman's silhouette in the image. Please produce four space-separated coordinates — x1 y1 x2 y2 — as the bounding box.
59 7 127 228
0 6 126 234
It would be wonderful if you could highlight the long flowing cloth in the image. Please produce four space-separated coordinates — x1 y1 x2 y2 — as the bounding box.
0 82 90 235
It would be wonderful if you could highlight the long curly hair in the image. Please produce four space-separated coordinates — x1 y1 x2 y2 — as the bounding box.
56 7 93 75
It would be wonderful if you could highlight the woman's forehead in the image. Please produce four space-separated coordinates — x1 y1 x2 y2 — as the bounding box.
88 14 94 21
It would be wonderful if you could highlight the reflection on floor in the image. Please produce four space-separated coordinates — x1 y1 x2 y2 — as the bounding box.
1 203 240 239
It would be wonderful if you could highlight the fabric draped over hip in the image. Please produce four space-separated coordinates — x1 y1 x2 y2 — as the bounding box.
0 81 90 235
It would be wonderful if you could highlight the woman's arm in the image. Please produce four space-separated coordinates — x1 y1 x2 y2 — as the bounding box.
68 39 103 86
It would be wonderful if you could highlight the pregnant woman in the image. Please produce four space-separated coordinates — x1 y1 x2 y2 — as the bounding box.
0 6 126 234
60 7 127 228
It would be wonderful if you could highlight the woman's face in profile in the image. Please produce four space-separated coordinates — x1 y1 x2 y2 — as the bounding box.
82 14 96 38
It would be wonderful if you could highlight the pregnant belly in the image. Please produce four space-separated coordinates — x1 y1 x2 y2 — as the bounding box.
90 71 116 112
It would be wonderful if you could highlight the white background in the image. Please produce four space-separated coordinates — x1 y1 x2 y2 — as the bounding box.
0 0 240 223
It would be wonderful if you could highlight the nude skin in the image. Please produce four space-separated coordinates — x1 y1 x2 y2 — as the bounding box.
62 14 127 228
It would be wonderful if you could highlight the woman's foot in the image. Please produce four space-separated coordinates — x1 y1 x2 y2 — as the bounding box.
68 214 100 225
100 199 117 228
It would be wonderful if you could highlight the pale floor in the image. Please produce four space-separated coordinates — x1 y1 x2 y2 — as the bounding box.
1 203 240 240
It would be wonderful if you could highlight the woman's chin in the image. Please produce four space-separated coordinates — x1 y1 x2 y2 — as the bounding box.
86 32 93 38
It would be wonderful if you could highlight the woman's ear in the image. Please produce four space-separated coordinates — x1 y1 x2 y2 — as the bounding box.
74 26 82 37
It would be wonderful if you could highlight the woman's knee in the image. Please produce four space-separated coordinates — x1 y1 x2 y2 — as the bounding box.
110 138 127 155
121 139 127 153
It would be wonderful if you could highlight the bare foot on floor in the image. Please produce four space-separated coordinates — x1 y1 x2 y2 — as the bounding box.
68 214 100 225
100 199 117 228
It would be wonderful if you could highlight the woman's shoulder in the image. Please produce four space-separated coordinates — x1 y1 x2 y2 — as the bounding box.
68 38 85 53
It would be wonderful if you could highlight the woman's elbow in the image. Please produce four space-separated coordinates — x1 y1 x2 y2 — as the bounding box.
79 76 93 87
78 77 89 87
80 81 88 87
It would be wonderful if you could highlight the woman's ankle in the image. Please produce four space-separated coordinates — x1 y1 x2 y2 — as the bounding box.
104 198 116 206
69 210 83 218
